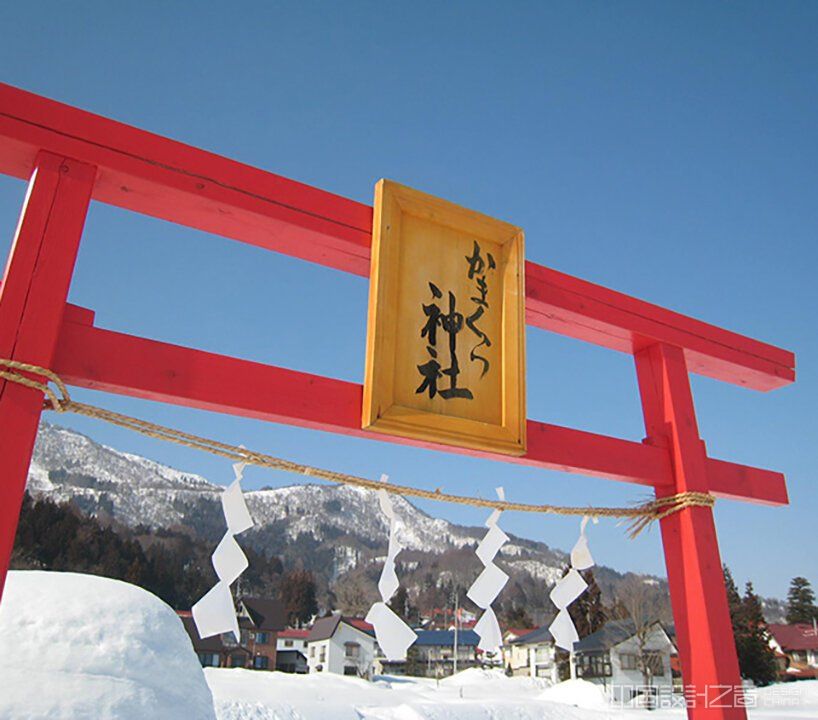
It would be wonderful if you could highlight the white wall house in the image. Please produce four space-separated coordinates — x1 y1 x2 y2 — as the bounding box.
768 623 818 680
275 628 309 674
572 620 676 705
306 614 378 678
504 626 559 683
276 629 309 654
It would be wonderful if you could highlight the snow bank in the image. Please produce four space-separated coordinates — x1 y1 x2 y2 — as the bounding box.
207 669 818 720
0 570 215 720
207 668 610 720
540 678 610 710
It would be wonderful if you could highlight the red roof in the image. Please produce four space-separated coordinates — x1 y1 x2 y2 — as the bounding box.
348 618 374 633
768 623 818 651
278 628 310 639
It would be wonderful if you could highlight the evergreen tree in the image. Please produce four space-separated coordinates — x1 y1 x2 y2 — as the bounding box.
388 585 419 624
737 582 777 687
279 569 319 626
785 577 817 624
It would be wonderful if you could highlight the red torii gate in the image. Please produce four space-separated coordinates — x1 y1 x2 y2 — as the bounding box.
0 83 794 719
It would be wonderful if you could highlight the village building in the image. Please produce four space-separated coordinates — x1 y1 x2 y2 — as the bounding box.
505 626 559 682
177 597 286 671
768 623 818 681
380 629 480 677
236 597 287 670
275 628 310 674
571 620 676 705
306 614 377 678
421 607 477 630
178 612 252 669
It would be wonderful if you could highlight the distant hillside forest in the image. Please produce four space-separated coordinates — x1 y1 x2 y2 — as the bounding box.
11 493 287 611
12 493 546 626
10 493 560 626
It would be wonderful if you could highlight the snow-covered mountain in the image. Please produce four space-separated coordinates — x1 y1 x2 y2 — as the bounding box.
25 422 623 602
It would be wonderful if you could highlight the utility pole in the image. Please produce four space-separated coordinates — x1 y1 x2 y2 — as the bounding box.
452 587 459 676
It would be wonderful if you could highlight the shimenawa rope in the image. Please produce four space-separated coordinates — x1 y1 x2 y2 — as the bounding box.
0 358 714 538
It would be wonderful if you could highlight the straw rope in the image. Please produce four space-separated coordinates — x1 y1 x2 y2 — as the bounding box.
0 358 715 538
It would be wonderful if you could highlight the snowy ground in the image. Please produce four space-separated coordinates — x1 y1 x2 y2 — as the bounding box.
205 667 818 720
0 571 816 720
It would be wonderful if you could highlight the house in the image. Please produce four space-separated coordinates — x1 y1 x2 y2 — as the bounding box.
505 626 559 682
381 629 480 677
178 611 252 669
177 596 286 671
572 620 676 705
422 607 477 630
236 596 288 670
306 613 377 678
768 623 818 680
275 628 310 673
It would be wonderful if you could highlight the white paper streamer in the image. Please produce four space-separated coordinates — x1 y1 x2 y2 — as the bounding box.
548 515 596 650
192 460 254 642
467 487 509 653
365 475 417 661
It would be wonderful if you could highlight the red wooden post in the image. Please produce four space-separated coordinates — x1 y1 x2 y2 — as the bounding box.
0 152 95 600
635 343 746 719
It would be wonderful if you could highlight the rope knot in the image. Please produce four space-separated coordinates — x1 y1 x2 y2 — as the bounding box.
627 491 716 538
0 358 72 413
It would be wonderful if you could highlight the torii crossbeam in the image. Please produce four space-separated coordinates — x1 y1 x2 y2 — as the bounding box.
0 83 794 720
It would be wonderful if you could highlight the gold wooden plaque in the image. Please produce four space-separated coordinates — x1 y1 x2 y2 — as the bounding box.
362 180 526 455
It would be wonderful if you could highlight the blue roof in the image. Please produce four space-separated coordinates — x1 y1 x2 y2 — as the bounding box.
413 629 480 647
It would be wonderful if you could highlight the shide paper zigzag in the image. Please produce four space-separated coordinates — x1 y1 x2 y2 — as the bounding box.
365 475 418 660
548 515 595 650
192 459 254 641
466 487 509 653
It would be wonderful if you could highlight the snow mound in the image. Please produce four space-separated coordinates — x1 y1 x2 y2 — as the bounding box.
0 571 215 720
539 679 609 709
438 667 508 687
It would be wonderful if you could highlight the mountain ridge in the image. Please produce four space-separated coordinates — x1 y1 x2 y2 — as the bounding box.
26 421 656 621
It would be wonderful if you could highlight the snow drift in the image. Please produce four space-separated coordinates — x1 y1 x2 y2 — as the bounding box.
0 570 215 720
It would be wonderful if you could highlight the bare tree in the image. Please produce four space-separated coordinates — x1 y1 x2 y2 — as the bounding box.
334 575 377 616
611 576 670 710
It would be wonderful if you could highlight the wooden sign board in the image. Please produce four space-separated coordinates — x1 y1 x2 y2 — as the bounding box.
363 180 526 455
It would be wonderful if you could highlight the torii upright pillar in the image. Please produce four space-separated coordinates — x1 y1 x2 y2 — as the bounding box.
637 342 746 719
0 152 95 598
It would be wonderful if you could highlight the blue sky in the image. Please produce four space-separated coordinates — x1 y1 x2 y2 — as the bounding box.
0 2 815 598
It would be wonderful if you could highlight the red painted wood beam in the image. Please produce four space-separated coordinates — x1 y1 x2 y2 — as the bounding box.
0 83 794 391
0 153 95 600
636 342 747 719
51 311 787 505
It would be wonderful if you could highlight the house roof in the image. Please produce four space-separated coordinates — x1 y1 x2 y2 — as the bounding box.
348 618 375 634
414 629 480 647
574 619 669 653
239 597 287 632
505 627 537 640
278 628 310 640
768 623 818 651
178 614 249 654
510 625 554 645
307 614 374 642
